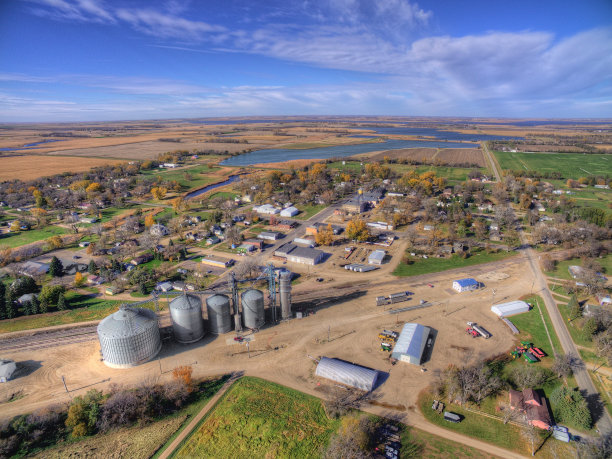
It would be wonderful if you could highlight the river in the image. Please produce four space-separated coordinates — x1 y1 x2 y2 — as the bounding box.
185 175 241 199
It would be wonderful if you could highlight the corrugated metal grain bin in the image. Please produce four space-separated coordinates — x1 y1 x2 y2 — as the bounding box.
242 289 265 329
170 294 205 344
206 294 232 334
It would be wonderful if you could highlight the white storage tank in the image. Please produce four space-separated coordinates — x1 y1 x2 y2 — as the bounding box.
242 289 265 330
170 294 205 344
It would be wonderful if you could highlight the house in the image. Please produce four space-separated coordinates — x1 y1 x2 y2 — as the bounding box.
293 237 315 247
257 231 282 241
131 254 153 265
87 275 105 285
367 221 394 231
594 184 610 189
150 224 169 237
361 189 385 205
79 216 99 224
508 389 552 430
17 293 38 305
237 244 255 253
78 241 90 248
596 293 612 306
306 222 343 235
274 220 297 230
489 230 502 242
477 202 494 212
206 235 220 245
452 278 479 292
162 163 178 168
105 286 122 296
368 250 386 265
452 242 466 253
387 192 405 197
280 206 299 217
156 281 173 292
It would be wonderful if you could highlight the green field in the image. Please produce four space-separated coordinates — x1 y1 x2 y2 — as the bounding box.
393 249 516 277
173 377 339 459
149 164 226 190
0 293 125 334
544 254 612 280
208 191 238 200
0 225 67 249
493 151 612 179
294 203 327 220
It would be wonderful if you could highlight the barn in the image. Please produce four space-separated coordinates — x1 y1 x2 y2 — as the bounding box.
452 278 479 292
315 357 379 391
491 300 530 318
391 323 431 365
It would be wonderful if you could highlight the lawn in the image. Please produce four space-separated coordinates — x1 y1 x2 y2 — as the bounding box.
208 191 238 200
493 151 612 180
173 377 340 459
0 225 67 248
545 254 612 280
294 203 327 220
151 164 227 191
393 249 516 277
509 295 563 356
401 426 497 459
0 293 125 334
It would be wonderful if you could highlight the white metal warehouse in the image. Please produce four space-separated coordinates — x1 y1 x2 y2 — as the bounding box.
391 323 431 365
491 300 530 318
315 357 379 391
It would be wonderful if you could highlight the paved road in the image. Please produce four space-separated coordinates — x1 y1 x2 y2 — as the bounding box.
483 141 612 434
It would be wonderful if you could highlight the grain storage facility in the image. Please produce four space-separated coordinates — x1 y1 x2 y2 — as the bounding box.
391 323 431 365
279 271 292 319
97 307 161 369
169 294 205 344
206 294 232 334
315 357 379 391
491 300 530 318
242 289 265 329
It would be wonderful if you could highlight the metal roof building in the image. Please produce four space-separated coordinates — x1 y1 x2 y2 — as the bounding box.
0 359 17 383
391 323 431 365
315 357 379 391
452 278 479 292
368 250 386 265
491 300 530 318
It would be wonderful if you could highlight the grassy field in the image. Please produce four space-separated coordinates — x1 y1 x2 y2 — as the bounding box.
0 293 125 334
34 376 229 459
393 249 516 277
0 225 67 248
149 164 227 190
0 155 125 181
401 426 496 459
509 295 563 356
544 254 612 280
294 203 327 220
208 191 238 200
173 377 339 459
493 151 612 179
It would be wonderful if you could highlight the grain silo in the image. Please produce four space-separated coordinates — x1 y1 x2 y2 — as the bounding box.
279 271 292 320
242 289 265 330
206 294 232 334
97 307 161 369
169 294 205 344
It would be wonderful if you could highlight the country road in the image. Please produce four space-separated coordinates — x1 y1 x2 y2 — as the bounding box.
482 141 612 434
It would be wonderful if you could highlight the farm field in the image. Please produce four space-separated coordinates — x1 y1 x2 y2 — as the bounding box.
393 249 516 277
493 151 612 179
327 160 485 181
361 147 485 167
0 225 67 249
0 155 125 181
173 377 340 459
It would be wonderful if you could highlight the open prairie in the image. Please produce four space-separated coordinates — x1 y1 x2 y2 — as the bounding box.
0 155 125 181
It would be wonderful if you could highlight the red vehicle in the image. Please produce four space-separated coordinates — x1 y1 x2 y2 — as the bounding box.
530 347 545 358
466 328 478 338
234 336 244 342
427 283 434 288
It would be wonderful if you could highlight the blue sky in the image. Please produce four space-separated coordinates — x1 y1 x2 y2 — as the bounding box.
1 0 611 121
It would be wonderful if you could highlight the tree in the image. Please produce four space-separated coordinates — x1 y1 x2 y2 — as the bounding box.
315 224 335 246
150 186 167 201
144 213 155 227
49 256 63 277
88 259 97 275
325 414 377 459
171 197 186 213
567 294 581 320
583 317 598 340
345 218 370 242
172 365 194 391
10 220 21 232
74 271 85 287
550 386 592 430
39 285 66 311
551 353 575 378
57 293 67 311
138 282 147 295
0 282 5 320
510 365 549 390
65 389 103 437
521 423 540 456
46 235 63 249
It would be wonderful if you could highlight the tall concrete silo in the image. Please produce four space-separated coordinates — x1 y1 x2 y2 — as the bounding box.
169 294 205 344
97 307 161 369
206 294 232 334
279 271 292 320
242 289 265 330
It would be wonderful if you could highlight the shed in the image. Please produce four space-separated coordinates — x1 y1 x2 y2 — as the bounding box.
0 359 17 383
491 300 530 318
315 357 379 391
257 231 282 241
286 246 326 265
156 281 173 292
452 278 479 292
368 250 386 265
391 323 431 365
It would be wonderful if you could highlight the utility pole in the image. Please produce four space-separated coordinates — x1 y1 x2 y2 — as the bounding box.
246 340 250 359
61 375 70 398
328 325 331 342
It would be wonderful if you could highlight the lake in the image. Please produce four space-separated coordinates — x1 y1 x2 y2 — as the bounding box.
220 138 475 166
0 139 66 152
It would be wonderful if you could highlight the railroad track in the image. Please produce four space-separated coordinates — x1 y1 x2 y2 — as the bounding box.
0 326 99 353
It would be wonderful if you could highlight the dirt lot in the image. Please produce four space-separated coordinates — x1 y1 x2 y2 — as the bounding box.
0 248 532 421
0 155 125 181
435 148 485 167
357 147 484 167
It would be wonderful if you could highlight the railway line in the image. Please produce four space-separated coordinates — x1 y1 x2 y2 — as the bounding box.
0 325 99 353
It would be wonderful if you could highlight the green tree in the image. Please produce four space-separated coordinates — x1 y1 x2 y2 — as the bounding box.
4 290 16 318
550 386 592 430
138 282 147 295
567 294 581 320
0 282 5 320
57 292 67 311
88 260 97 275
49 256 64 277
65 389 103 437
583 317 598 340
39 285 66 311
